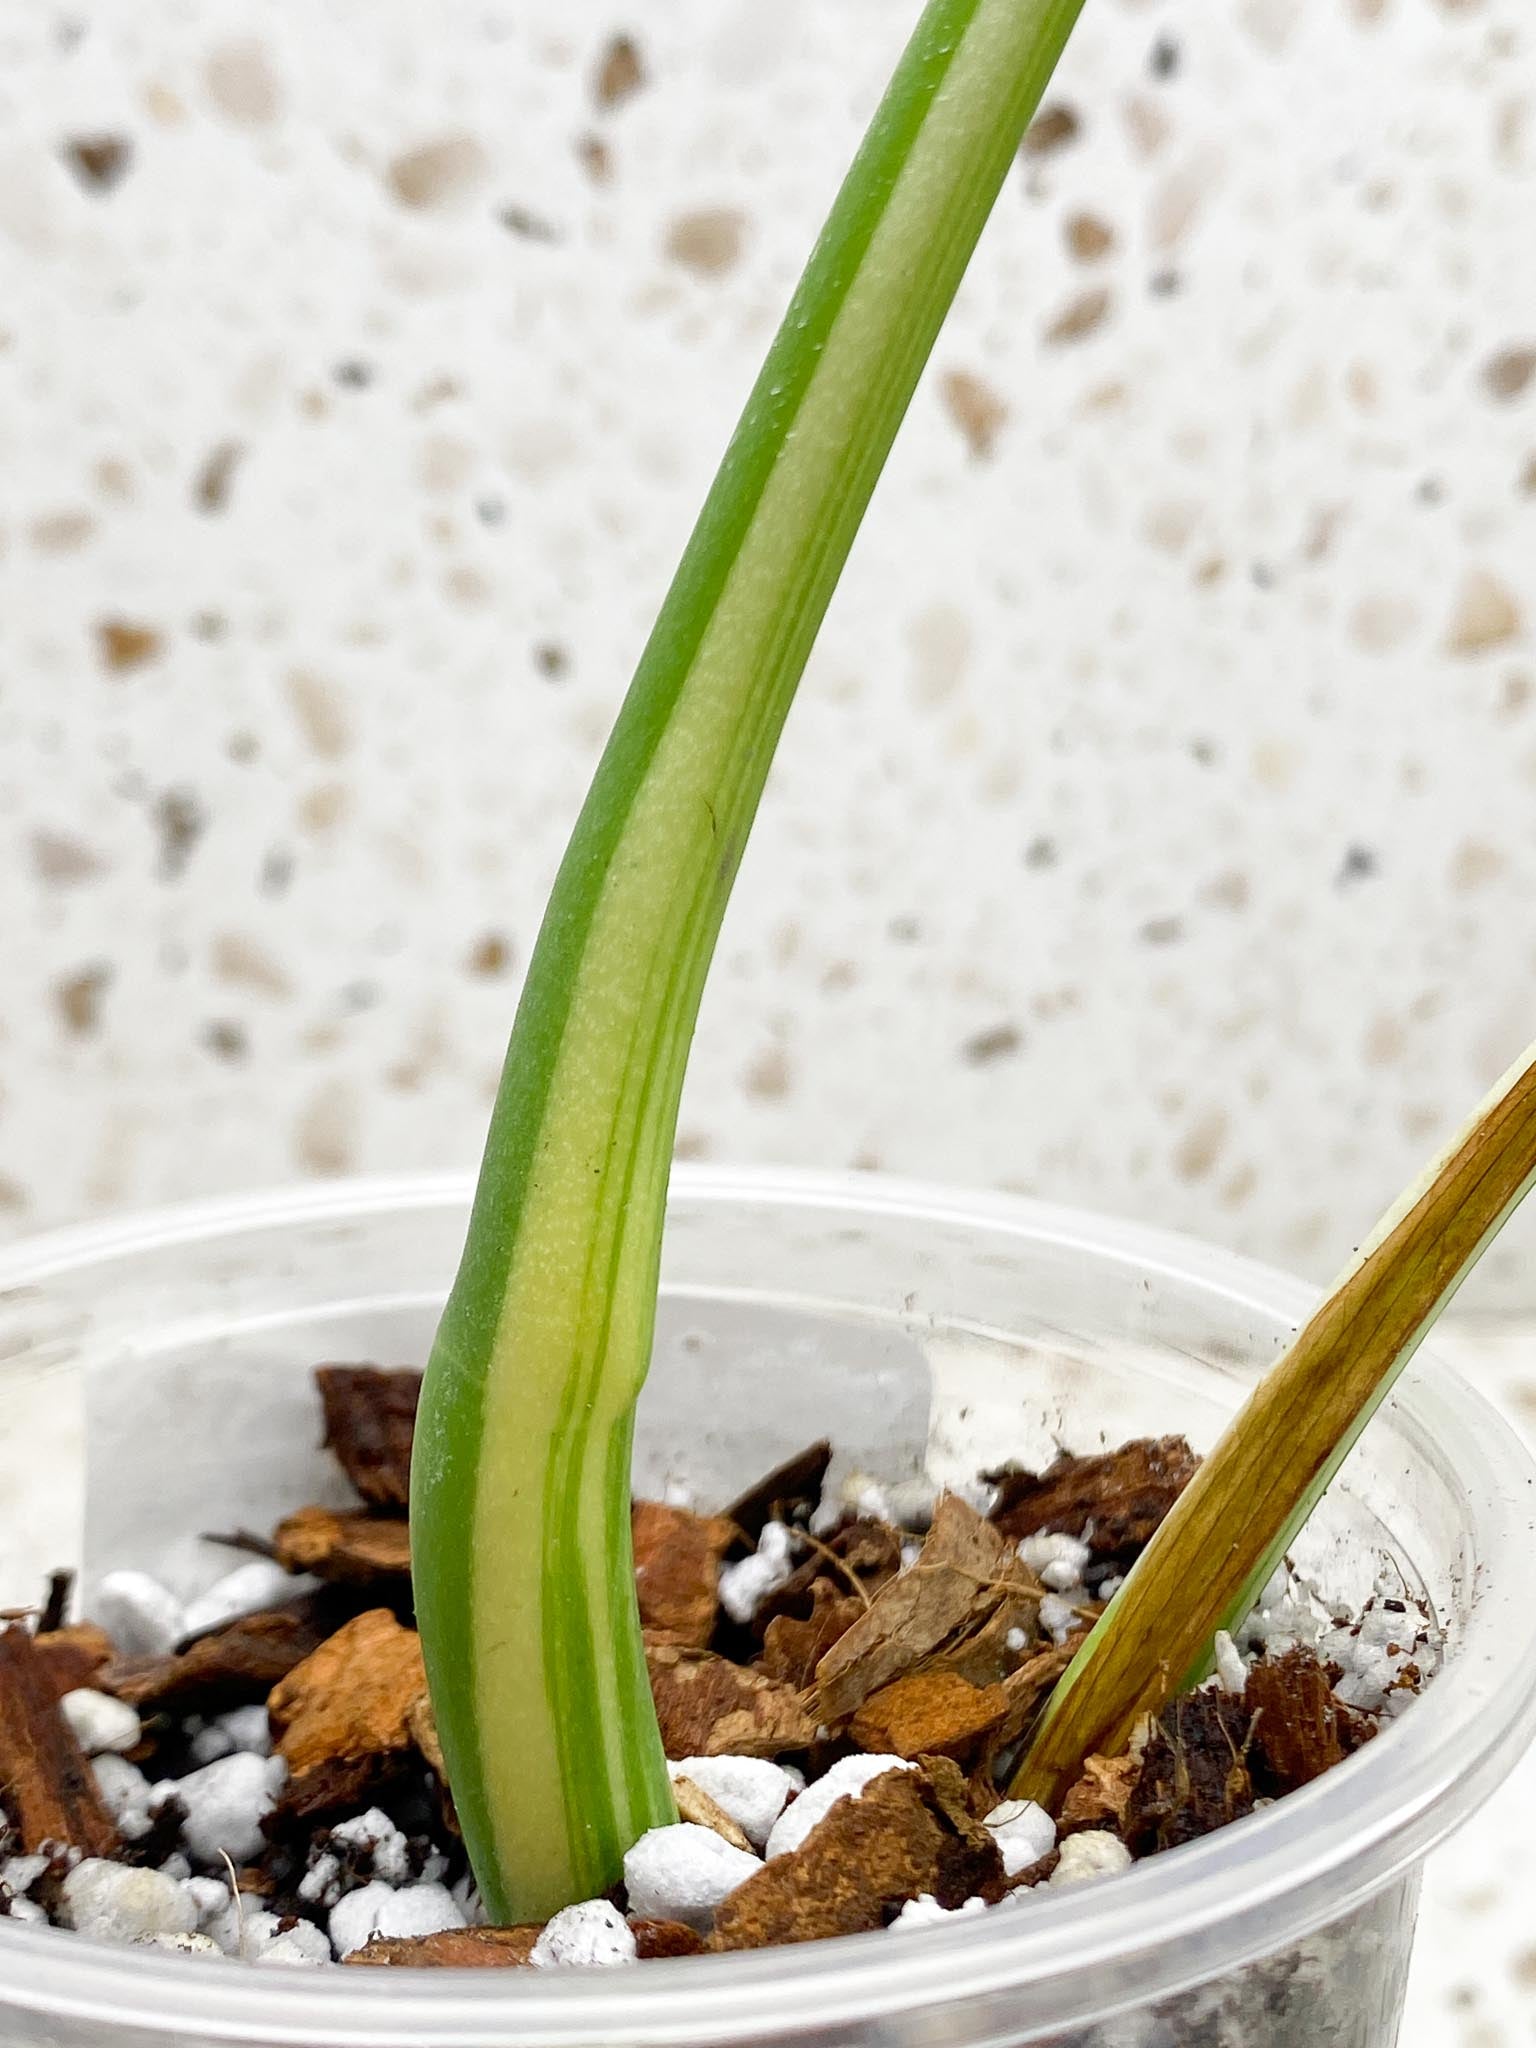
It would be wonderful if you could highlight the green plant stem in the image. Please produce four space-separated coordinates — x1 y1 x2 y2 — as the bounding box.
413 0 1087 1923
1012 1040 1536 1811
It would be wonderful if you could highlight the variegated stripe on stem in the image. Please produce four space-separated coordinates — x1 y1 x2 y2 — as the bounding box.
412 0 1089 1923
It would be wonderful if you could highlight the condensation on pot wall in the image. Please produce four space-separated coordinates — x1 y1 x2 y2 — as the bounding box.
1 0 1534 1299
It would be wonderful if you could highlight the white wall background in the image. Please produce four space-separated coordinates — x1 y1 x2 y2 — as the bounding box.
1 0 1534 1298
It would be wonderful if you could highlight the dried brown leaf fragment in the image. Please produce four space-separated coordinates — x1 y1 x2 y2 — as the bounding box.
273 1505 411 1586
815 1494 1039 1723
633 1501 734 1650
723 1440 832 1553
267 1608 425 1776
850 1670 1011 1761
1122 1691 1255 1855
316 1365 422 1507
1057 1751 1140 1834
348 1925 541 1967
646 1644 817 1759
988 1436 1199 1567
0 1623 119 1856
1244 1646 1376 1793
102 1604 328 1713
760 1583 864 1688
710 1759 1002 1949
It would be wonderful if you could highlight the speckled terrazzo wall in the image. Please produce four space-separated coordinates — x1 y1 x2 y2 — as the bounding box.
1 0 1533 1296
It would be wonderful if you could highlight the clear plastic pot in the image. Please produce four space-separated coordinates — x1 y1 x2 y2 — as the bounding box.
1 1167 1533 2048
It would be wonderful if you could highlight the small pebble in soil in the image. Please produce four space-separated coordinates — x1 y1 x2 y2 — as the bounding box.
531 1898 637 1968
717 1521 798 1624
890 1892 991 1931
253 1917 333 1967
181 1561 303 1641
166 1751 286 1866
1016 1531 1093 1591
329 1880 466 1958
1212 1629 1248 1694
206 1894 333 1964
622 1823 762 1930
61 1861 198 1945
93 1754 155 1839
983 1798 1058 1876
187 1703 272 1765
3 1852 49 1899
766 1755 916 1859
329 1807 412 1885
1049 1831 1133 1887
94 1570 185 1656
667 1756 797 1849
259 1922 333 1967
61 1688 143 1755
1038 1592 1080 1644
184 1875 230 1929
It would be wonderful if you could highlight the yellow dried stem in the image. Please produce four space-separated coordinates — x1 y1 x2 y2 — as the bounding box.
1013 1041 1536 1810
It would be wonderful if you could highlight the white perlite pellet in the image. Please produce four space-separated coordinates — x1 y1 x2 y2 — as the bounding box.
1049 1831 1132 1888
531 1899 637 1968
328 1808 412 1885
188 1704 273 1766
135 1929 225 1956
1212 1630 1248 1695
253 1918 333 1967
667 1756 797 1848
93 1755 154 1841
717 1521 798 1625
329 1880 466 1958
450 1872 486 1925
984 1799 1058 1876
889 1892 990 1931
184 1875 230 1929
1320 1583 1435 1715
7 1897 47 1925
62 1689 143 1757
186 1723 235 1767
204 1898 332 1964
2 1853 49 1899
300 1808 413 1908
849 1476 892 1522
206 1894 258 1956
163 1751 287 1866
1016 1531 1093 1593
1237 1566 1327 1661
622 1823 761 1931
94 1571 185 1657
1038 1593 1080 1645
181 1561 300 1642
60 1860 198 1945
765 1754 917 1860
298 1854 342 1908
